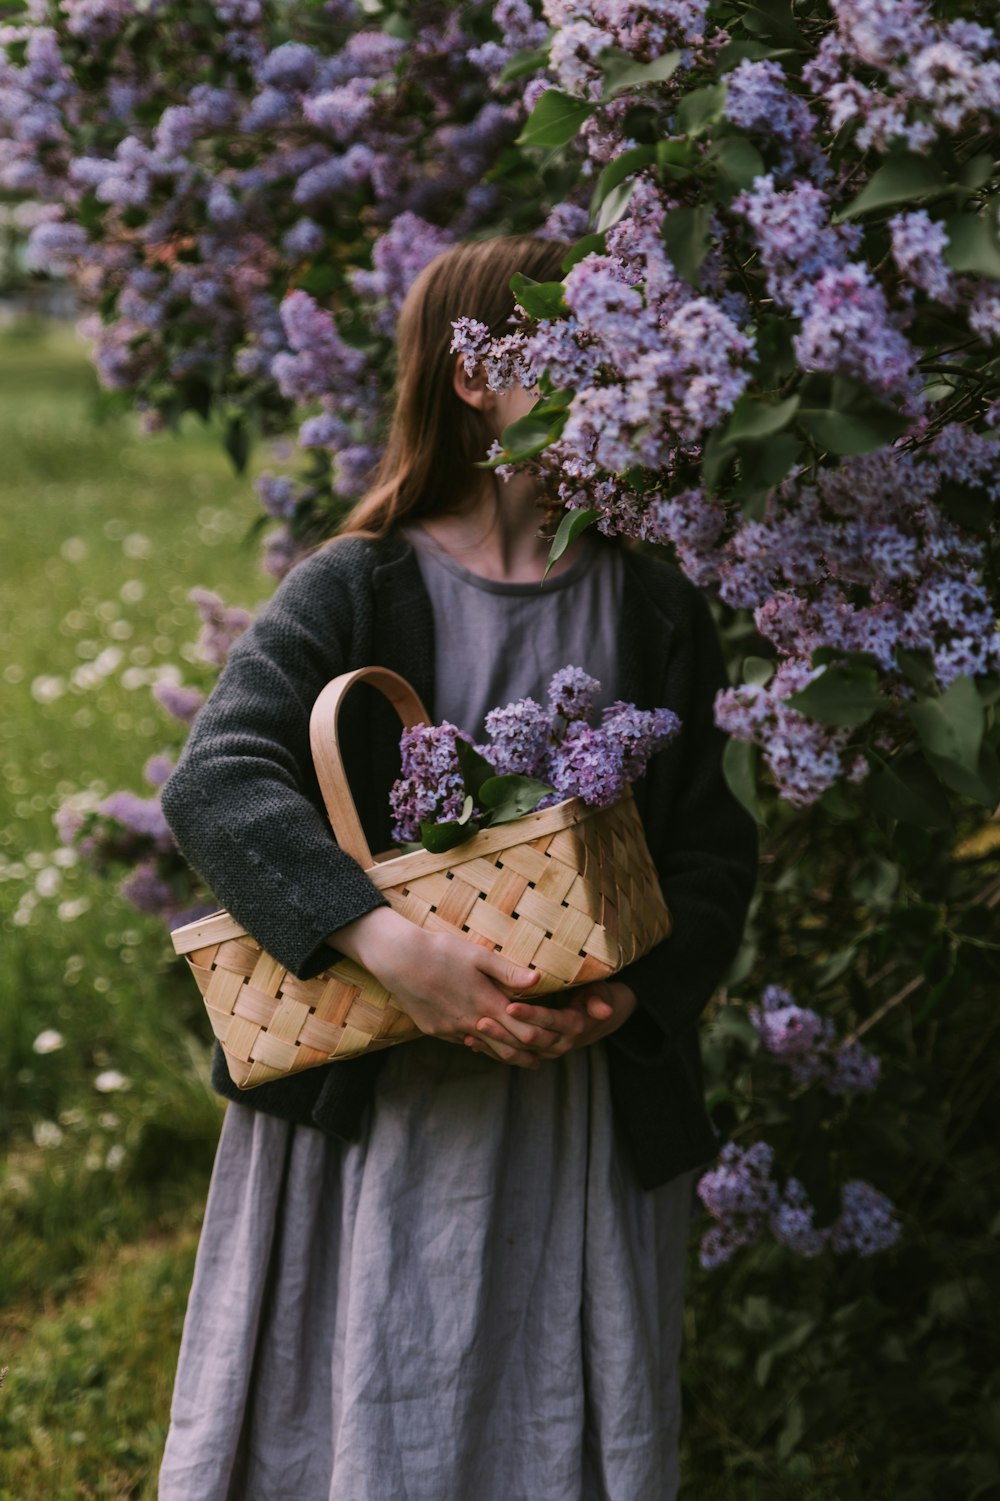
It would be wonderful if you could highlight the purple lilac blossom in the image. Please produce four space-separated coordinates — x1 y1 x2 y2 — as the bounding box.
793 263 920 400
188 587 253 666
261 526 305 580
548 665 601 721
389 721 473 841
750 984 882 1096
600 702 681 778
120 859 176 916
143 753 175 788
484 698 551 776
889 210 954 303
731 175 861 317
769 1179 829 1257
696 1140 779 1268
255 473 298 519
722 59 823 180
152 680 206 725
99 790 173 851
351 214 454 335
549 21 611 101
698 1142 900 1265
829 1179 901 1255
545 723 627 809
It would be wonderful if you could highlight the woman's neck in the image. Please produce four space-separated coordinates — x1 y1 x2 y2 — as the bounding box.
411 471 583 585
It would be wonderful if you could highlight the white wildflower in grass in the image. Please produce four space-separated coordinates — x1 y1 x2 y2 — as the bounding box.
57 897 91 922
30 675 67 703
34 867 61 898
33 1120 64 1149
32 1029 66 1054
94 1069 131 1093
105 1143 127 1171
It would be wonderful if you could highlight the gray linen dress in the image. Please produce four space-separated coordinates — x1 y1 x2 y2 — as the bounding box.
158 527 695 1501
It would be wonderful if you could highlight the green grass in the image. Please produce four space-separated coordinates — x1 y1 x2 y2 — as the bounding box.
0 1226 200 1501
0 318 281 1494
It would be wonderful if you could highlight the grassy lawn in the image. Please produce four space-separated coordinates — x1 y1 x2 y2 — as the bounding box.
0 317 278 1494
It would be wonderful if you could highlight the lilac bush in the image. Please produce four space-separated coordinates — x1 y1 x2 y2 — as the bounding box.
458 0 999 814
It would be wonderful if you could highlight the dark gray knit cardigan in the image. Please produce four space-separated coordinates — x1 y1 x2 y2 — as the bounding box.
161 530 758 1190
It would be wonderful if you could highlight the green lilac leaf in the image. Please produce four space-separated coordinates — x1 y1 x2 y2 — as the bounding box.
907 675 984 773
724 394 800 443
456 738 497 799
478 775 555 823
590 144 657 212
601 48 681 100
837 153 949 220
509 272 568 319
786 664 884 728
942 211 1000 279
677 82 727 135
516 89 593 149
662 203 712 285
543 506 600 578
722 737 765 825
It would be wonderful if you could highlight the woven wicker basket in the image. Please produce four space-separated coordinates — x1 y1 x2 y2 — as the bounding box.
171 666 673 1089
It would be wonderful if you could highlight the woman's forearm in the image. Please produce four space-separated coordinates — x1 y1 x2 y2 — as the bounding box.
327 906 412 970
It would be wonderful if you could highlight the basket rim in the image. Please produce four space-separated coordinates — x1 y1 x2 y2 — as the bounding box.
364 787 633 891
169 785 637 955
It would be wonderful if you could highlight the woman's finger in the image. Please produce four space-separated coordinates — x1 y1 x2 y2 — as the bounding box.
504 1000 588 1036
477 950 540 996
474 1028 542 1068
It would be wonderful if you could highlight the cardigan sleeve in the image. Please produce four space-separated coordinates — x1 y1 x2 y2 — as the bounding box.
160 548 389 981
608 579 759 1063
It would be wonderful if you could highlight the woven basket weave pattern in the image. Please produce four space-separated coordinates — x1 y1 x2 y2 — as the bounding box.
171 668 672 1090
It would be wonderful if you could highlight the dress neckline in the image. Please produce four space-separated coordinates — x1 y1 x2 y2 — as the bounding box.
401 521 599 597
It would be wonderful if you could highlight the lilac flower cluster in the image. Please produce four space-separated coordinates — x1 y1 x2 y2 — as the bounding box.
187 587 253 668
889 211 955 306
696 1140 902 1268
750 985 882 1096
389 722 473 842
804 2 1000 150
643 426 1000 802
793 263 920 402
468 179 755 493
722 59 824 181
543 0 709 96
388 665 682 839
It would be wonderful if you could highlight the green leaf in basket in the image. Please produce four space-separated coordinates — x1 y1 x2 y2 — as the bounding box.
479 775 556 825
456 738 498 798
419 816 479 854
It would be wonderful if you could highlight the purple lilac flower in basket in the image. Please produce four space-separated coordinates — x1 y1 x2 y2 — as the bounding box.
388 664 681 853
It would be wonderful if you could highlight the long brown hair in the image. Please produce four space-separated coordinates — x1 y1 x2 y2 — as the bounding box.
336 234 571 539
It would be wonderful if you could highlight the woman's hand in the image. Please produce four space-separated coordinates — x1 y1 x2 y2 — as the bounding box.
329 908 566 1068
467 980 638 1065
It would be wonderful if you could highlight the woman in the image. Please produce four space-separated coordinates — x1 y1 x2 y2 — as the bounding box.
157 234 758 1500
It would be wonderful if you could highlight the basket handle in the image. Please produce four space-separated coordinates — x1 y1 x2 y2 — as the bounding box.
309 667 432 869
